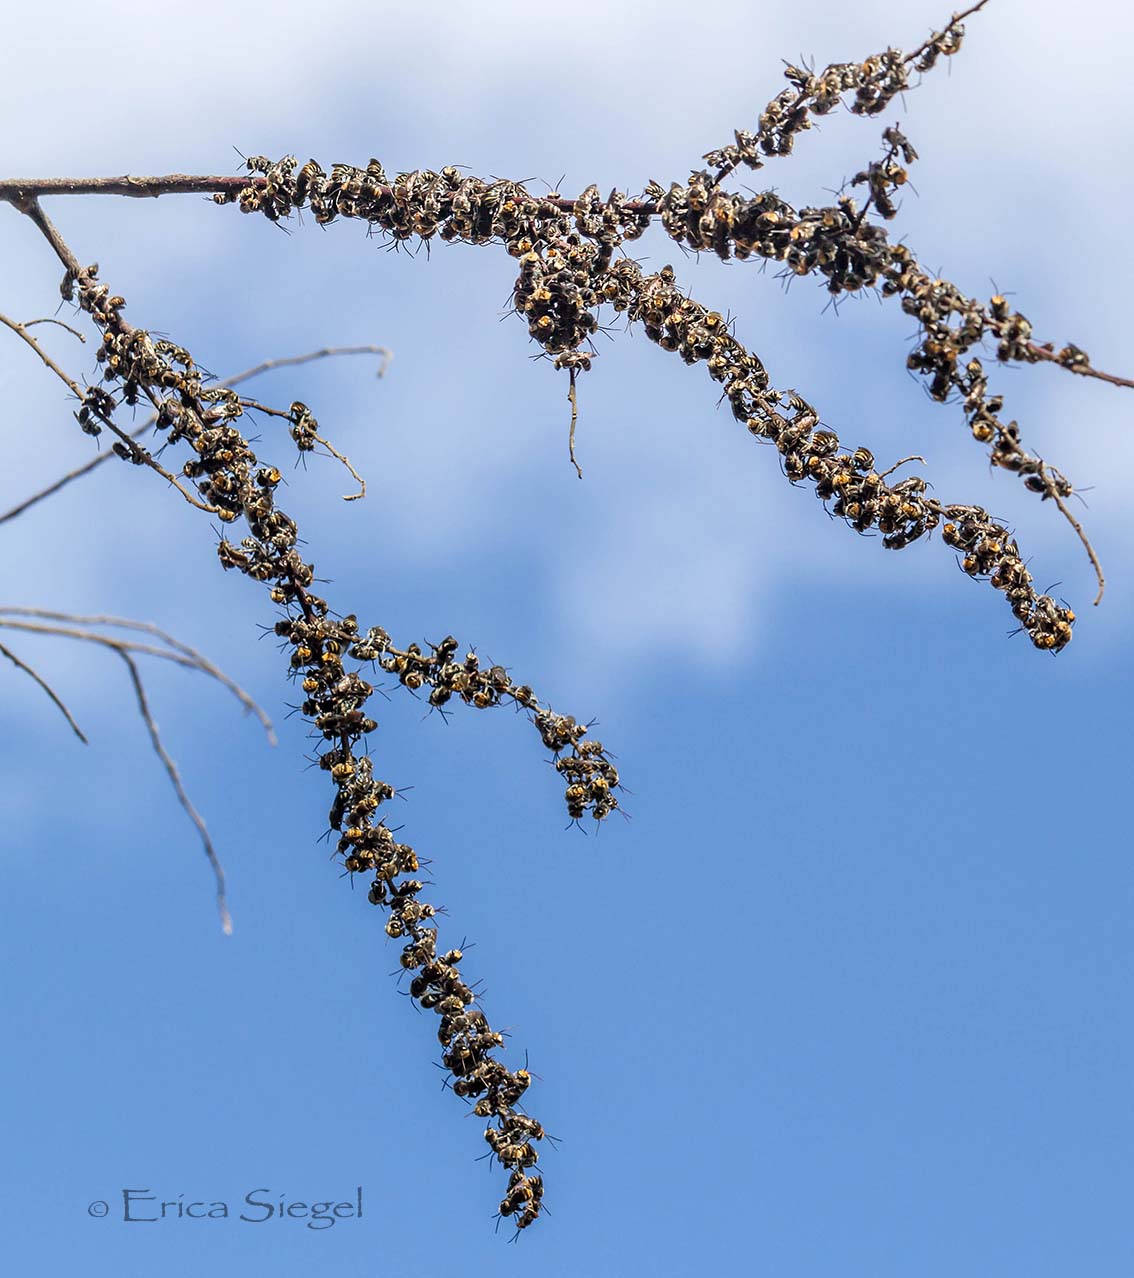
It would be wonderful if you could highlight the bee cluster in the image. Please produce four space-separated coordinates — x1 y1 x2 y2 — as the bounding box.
702 11 968 178
600 258 1074 648
335 628 621 820
215 5 1091 647
227 142 1076 585
20 0 1124 1237
57 258 639 1233
272 611 595 1233
641 145 1076 517
226 156 652 377
941 516 1074 649
851 125 919 222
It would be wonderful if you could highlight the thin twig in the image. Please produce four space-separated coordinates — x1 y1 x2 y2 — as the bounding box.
0 641 88 743
1025 341 1134 392
877 454 927 479
903 1 991 65
23 317 85 342
240 394 371 500
0 619 238 669
0 310 217 513
237 396 291 420
222 344 392 386
0 453 117 526
0 609 274 931
117 649 232 936
0 608 275 742
314 433 366 500
0 345 390 527
0 309 84 387
5 194 82 275
567 368 583 480
1037 463 1105 606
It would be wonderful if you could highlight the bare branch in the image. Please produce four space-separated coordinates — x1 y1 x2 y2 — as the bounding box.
1024 341 1134 392
0 308 84 387
222 344 392 386
903 1 992 66
116 649 232 936
0 344 390 527
0 609 274 933
567 368 583 480
4 194 82 274
0 608 275 741
0 641 88 743
0 452 116 526
314 432 366 500
23 316 85 342
0 310 218 514
1036 464 1106 606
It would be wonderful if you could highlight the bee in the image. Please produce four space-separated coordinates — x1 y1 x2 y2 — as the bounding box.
217 540 250 572
436 994 467 1019
1051 619 1073 648
851 446 874 472
510 1206 541 1237
295 159 324 190
564 783 587 809
494 1141 538 1170
505 1115 549 1143
508 1069 532 1102
447 1044 488 1078
501 1172 539 1215
783 451 807 481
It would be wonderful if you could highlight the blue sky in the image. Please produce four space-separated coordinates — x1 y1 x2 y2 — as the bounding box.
2 1 1133 1274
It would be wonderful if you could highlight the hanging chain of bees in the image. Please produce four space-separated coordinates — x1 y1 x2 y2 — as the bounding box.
208 15 1114 649
2 0 1128 1236
61 259 608 1232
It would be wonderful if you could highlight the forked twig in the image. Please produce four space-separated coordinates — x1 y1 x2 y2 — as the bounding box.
0 610 279 931
239 393 370 499
0 620 229 667
0 344 390 527
315 432 367 500
0 310 217 514
0 608 275 741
